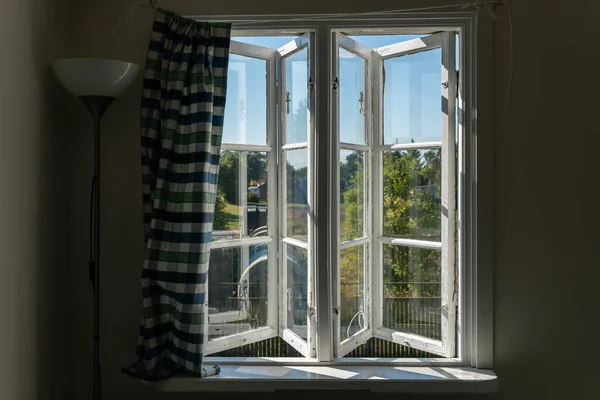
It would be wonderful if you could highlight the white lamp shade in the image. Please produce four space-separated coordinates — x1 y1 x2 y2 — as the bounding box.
52 58 140 98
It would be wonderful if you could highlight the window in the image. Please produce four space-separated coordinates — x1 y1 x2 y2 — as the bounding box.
207 17 486 366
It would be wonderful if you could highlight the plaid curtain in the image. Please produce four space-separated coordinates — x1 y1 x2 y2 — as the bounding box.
123 9 231 382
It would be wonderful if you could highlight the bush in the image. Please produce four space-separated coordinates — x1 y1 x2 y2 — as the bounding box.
248 193 260 203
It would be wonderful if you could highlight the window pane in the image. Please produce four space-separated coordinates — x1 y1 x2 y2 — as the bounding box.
213 151 269 242
209 337 303 357
223 54 267 145
208 244 269 340
349 35 426 48
340 150 364 241
382 244 441 341
339 47 366 144
340 244 366 341
286 244 308 339
383 48 442 145
284 47 309 144
285 149 308 241
233 36 298 49
382 149 441 241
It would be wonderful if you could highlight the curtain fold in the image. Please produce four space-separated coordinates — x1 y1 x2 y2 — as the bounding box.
123 8 231 382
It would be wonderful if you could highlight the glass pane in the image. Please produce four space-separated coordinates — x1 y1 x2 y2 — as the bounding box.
223 54 267 145
340 150 364 241
339 47 366 144
286 244 308 339
340 244 366 341
210 337 303 357
233 36 298 49
285 149 309 241
382 149 441 241
213 150 269 241
208 244 269 340
343 337 438 358
383 48 442 145
382 244 441 341
349 35 426 49
284 47 309 144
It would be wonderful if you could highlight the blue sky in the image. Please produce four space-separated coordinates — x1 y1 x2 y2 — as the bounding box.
222 34 443 165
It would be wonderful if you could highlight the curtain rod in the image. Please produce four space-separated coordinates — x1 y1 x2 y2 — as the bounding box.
122 0 508 28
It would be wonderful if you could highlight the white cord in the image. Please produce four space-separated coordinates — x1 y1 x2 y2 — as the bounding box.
506 1 514 106
346 310 365 339
117 0 157 34
234 0 506 26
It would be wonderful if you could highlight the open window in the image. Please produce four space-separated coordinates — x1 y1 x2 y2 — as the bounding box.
332 33 374 357
206 39 279 354
278 33 316 358
208 28 462 361
333 32 457 358
207 35 316 357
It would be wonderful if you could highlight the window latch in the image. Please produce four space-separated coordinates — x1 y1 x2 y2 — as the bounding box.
308 77 314 97
359 91 365 115
285 91 291 114
333 77 339 90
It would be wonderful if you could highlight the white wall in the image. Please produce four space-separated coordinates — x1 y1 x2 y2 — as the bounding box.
0 0 71 399
65 0 600 399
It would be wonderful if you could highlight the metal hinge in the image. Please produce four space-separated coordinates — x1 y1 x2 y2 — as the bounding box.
308 291 315 319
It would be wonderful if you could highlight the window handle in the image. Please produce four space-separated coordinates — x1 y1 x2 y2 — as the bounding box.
285 91 291 114
287 288 292 311
359 91 365 115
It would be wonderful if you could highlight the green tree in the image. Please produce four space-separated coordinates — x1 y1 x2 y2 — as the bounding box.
341 148 442 301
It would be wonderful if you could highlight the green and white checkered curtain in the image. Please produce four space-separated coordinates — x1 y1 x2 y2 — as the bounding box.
123 9 231 382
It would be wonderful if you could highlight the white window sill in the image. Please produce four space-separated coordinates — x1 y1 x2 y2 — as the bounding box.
151 365 497 393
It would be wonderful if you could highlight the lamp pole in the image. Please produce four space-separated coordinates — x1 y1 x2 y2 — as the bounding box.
79 96 114 400
52 58 139 400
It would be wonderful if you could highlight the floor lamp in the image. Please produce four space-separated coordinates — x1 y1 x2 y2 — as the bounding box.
52 59 140 400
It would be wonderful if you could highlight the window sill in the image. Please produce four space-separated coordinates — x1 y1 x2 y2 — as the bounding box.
151 365 498 393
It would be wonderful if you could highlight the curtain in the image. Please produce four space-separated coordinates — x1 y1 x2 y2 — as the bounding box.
123 9 231 382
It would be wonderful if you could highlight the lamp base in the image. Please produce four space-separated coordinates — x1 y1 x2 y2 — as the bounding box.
79 96 115 121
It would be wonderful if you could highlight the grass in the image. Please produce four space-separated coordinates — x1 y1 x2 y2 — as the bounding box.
222 203 241 230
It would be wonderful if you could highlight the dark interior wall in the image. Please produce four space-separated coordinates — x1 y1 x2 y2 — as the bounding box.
64 1 599 399
0 0 72 399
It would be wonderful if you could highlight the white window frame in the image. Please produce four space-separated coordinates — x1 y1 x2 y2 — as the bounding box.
205 40 279 355
198 11 493 370
368 31 457 357
331 32 373 358
278 32 317 358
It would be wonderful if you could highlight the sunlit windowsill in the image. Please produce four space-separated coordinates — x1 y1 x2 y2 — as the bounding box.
151 364 498 393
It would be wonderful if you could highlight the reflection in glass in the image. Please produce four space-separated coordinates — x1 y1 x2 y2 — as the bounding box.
339 47 366 144
208 244 269 340
213 151 269 241
223 54 267 145
340 150 364 241
382 244 441 341
284 47 309 144
233 36 298 49
286 244 308 339
383 48 442 145
285 149 309 241
340 245 366 340
382 149 441 241
349 35 426 49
